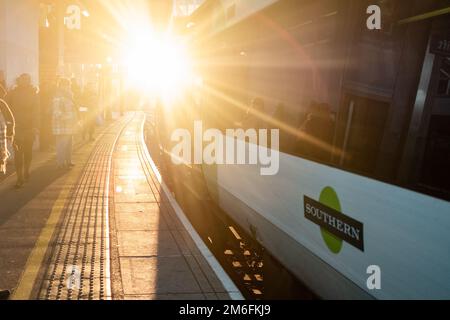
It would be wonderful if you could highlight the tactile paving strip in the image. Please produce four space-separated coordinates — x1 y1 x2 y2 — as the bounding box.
38 116 132 300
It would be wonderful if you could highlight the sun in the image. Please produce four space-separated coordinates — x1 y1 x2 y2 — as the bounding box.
121 31 192 99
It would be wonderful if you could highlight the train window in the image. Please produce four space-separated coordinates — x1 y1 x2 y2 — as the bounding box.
184 0 450 206
335 94 389 176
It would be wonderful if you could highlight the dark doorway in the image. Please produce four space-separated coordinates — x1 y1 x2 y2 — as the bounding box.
419 56 450 200
336 94 389 176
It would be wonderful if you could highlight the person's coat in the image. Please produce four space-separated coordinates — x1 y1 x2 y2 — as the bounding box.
52 89 78 136
5 84 39 141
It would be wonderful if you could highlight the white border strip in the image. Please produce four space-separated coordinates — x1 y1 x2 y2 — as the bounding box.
104 114 132 300
140 119 244 300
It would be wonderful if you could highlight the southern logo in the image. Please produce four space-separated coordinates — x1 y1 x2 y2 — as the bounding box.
304 187 364 253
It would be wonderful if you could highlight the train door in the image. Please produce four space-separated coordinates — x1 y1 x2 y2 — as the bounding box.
334 93 390 177
417 54 450 199
400 18 450 200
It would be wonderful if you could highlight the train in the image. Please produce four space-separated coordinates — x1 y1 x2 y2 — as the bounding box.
146 0 450 299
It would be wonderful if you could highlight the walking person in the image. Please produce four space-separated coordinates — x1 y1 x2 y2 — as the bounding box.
52 78 78 169
5 74 39 188
0 97 15 300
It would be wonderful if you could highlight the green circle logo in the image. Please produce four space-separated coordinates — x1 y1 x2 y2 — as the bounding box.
319 187 343 254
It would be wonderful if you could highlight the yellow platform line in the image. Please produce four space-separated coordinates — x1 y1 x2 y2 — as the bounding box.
12 174 79 300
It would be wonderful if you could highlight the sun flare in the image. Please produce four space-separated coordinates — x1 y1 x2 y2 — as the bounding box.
121 31 192 98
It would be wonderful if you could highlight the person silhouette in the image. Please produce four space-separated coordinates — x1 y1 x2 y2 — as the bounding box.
5 73 39 188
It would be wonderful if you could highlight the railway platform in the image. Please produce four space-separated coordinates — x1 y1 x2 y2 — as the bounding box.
0 112 242 300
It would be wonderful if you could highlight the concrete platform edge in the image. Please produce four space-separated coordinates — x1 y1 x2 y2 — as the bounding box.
140 126 244 300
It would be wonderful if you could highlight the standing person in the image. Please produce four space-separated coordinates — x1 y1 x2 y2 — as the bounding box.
0 98 15 174
52 78 77 169
5 74 39 188
1 87 15 300
298 102 335 162
80 83 99 141
0 101 12 299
